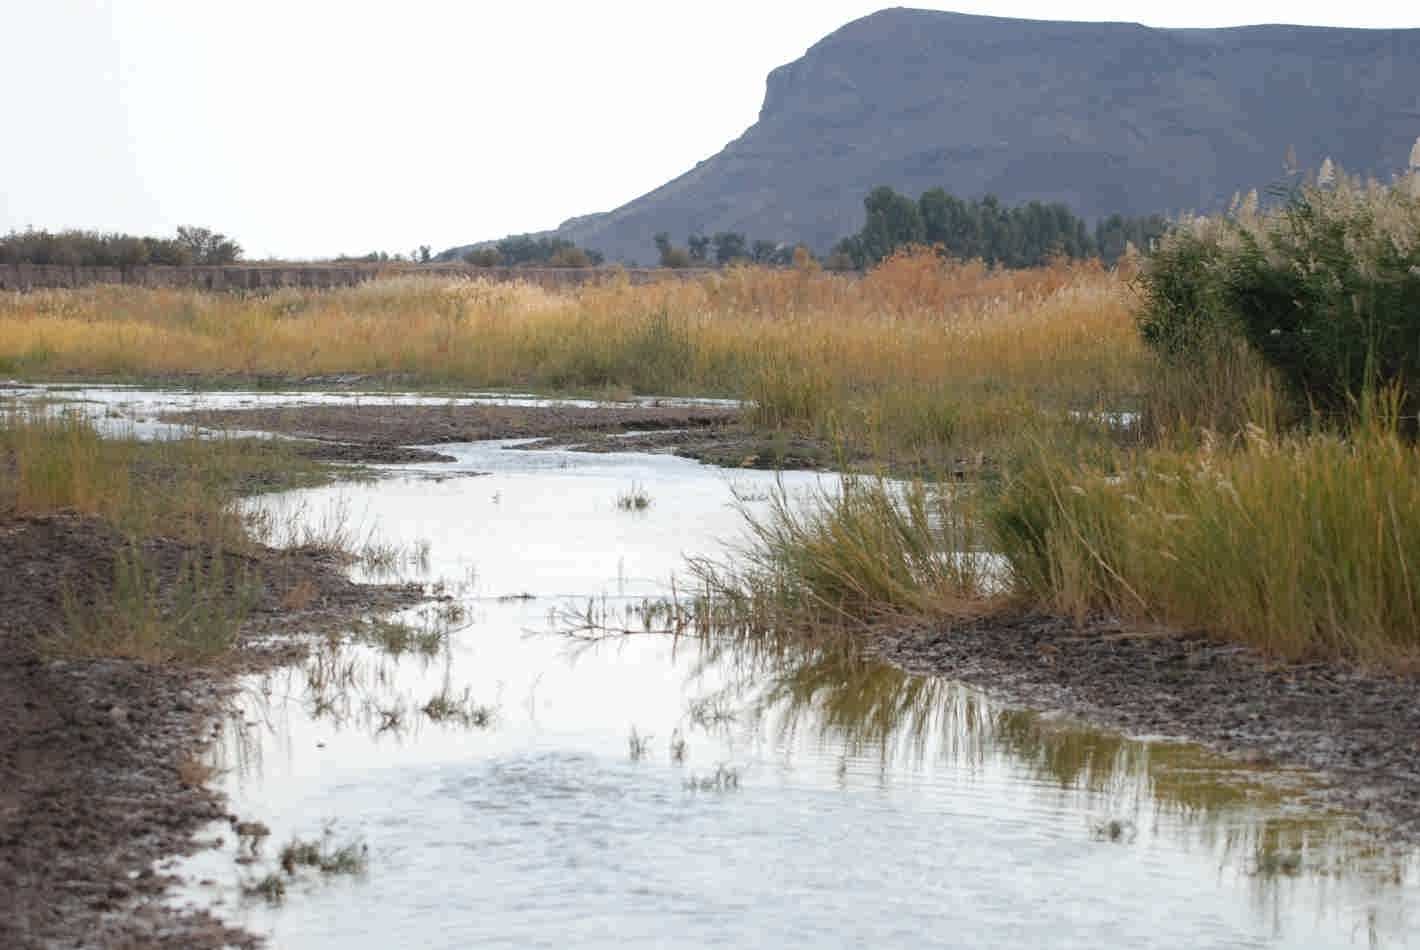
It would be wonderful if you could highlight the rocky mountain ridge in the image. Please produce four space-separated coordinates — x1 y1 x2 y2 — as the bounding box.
447 8 1420 264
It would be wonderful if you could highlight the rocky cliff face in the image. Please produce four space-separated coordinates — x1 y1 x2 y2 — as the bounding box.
465 8 1420 264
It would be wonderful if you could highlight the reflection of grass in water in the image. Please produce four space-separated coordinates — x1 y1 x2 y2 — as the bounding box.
684 764 740 792
352 616 445 658
628 726 653 761
561 605 1412 899
244 872 286 905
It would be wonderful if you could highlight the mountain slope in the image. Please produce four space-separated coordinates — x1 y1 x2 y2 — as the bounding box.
464 8 1420 264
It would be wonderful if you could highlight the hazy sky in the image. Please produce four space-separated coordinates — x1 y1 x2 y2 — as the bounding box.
3 1 1415 259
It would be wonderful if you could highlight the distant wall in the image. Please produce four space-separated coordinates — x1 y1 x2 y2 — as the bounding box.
0 263 716 293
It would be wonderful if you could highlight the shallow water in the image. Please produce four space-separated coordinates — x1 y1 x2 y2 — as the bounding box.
8 382 1419 944
0 383 739 441
112 428 1419 949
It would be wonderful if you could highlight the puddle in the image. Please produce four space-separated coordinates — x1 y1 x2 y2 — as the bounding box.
13 384 1415 947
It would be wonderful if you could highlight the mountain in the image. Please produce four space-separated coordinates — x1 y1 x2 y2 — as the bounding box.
450 8 1420 265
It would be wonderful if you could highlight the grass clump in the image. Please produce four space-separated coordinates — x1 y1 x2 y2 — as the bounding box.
58 543 257 662
616 483 652 511
421 684 495 728
692 475 995 631
278 828 369 876
0 408 327 546
352 616 445 657
992 420 1420 661
0 408 348 662
244 873 286 904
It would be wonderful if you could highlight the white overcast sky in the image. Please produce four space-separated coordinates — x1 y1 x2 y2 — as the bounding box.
2 1 1415 259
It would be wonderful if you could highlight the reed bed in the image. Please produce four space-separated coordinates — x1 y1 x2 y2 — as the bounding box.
0 253 1144 462
992 420 1420 661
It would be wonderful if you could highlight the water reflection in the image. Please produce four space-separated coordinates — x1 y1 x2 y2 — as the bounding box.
162 427 1419 949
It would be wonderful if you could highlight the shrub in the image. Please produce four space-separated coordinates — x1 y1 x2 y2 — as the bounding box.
463 247 502 267
1138 174 1420 423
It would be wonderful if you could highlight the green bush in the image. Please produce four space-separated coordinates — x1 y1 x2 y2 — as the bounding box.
1138 177 1420 423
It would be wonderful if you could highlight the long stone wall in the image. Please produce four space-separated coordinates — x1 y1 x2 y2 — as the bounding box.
0 263 713 293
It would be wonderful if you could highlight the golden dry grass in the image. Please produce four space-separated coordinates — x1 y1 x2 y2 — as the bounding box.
0 251 1144 462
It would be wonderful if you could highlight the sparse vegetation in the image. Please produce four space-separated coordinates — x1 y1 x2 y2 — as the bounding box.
421 683 496 728
616 483 652 511
277 826 369 876
0 409 347 661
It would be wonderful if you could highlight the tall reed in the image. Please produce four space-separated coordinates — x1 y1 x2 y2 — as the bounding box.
992 420 1420 661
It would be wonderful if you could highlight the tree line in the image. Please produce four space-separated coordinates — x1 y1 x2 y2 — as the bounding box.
0 226 243 267
461 235 605 268
654 231 804 268
832 186 1168 269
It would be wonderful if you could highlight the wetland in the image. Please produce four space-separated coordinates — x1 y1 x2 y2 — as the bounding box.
3 384 1419 948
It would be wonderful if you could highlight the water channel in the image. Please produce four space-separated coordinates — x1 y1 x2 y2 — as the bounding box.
11 385 1420 947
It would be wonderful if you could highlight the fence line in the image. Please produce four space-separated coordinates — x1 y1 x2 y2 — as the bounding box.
0 263 713 293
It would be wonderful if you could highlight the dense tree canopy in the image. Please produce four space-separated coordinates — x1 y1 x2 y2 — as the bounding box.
0 227 242 267
834 187 1168 269
464 234 604 268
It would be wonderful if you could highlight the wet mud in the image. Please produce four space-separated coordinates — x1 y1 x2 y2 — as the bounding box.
0 514 421 949
161 403 741 450
874 611 1420 842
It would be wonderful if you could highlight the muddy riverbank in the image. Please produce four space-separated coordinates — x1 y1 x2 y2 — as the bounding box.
873 612 1420 842
161 402 956 475
0 513 421 949
162 403 742 449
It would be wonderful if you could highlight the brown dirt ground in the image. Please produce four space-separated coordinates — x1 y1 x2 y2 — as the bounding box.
161 403 741 449
0 513 421 949
872 611 1420 841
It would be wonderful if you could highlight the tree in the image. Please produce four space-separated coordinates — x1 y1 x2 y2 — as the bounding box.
858 186 924 265
751 240 778 265
687 234 710 263
712 231 748 265
547 246 592 268
417 245 432 264
176 226 242 265
655 232 691 268
463 247 502 267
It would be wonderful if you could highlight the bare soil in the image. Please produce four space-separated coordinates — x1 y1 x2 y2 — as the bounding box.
162 403 741 450
873 611 1420 841
162 403 950 475
0 513 421 949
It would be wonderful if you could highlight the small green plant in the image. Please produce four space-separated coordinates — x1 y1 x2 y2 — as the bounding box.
628 726 652 761
244 873 286 904
421 684 495 728
685 764 740 792
56 543 257 662
616 483 652 512
353 616 445 657
277 827 369 877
